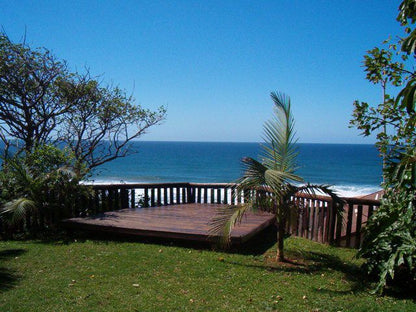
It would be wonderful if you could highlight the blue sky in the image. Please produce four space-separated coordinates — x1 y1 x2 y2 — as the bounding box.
1 0 404 143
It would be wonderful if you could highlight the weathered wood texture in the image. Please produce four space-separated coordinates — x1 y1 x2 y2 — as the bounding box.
289 193 379 248
62 203 275 245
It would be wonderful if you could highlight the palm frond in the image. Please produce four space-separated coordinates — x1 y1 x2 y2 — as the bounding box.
1 198 37 226
261 92 299 175
264 168 303 191
237 157 267 189
208 203 252 247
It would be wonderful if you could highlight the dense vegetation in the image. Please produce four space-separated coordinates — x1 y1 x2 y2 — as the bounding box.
351 0 416 293
0 236 414 312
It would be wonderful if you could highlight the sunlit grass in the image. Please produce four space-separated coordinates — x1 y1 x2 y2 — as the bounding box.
0 235 414 311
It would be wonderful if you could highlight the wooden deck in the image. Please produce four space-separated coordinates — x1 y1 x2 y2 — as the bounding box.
62 203 275 245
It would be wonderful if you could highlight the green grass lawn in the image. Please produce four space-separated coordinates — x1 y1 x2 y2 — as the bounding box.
0 233 414 312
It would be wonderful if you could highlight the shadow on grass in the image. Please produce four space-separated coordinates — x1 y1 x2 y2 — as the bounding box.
227 247 368 294
0 249 26 292
29 224 278 256
303 251 368 293
383 285 416 301
227 226 278 255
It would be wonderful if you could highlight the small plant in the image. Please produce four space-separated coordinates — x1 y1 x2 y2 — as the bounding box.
210 92 340 261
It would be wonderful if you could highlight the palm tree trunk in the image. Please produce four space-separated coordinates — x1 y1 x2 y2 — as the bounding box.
276 211 285 262
276 222 285 261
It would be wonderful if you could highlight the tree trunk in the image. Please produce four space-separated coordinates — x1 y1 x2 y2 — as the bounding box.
276 221 285 261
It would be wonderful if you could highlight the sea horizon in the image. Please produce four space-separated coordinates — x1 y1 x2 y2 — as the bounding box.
88 141 382 197
137 140 377 145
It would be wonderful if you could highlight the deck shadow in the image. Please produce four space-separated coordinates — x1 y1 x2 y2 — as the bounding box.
60 223 277 256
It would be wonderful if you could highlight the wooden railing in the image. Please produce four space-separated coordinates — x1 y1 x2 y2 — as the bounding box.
288 193 380 248
0 182 381 248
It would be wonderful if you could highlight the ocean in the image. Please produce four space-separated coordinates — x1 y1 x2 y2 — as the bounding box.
90 141 382 197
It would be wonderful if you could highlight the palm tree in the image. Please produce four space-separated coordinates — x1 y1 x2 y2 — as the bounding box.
210 91 340 261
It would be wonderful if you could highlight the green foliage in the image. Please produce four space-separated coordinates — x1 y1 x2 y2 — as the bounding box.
363 46 404 88
398 0 416 55
358 189 416 293
0 145 91 234
351 0 416 293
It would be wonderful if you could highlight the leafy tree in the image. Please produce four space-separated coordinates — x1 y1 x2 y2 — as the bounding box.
210 92 339 261
0 33 166 174
351 0 416 293
0 34 69 154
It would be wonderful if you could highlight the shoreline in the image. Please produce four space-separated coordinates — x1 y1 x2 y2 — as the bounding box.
81 179 381 198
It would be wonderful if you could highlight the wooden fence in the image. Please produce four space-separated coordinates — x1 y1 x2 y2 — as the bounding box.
0 182 381 248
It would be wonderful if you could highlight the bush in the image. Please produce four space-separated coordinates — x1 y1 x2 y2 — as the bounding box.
359 188 416 293
0 144 91 237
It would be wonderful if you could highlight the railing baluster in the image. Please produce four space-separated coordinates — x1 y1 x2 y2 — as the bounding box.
176 187 180 204
182 187 186 203
150 188 155 207
163 188 168 205
224 187 228 204
169 187 174 205
197 187 201 203
335 202 344 247
355 205 364 249
121 188 129 208
143 188 149 207
130 189 136 208
157 187 162 206
346 203 354 247
203 187 208 203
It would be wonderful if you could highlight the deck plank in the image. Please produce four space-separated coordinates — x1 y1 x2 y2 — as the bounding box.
62 203 275 245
